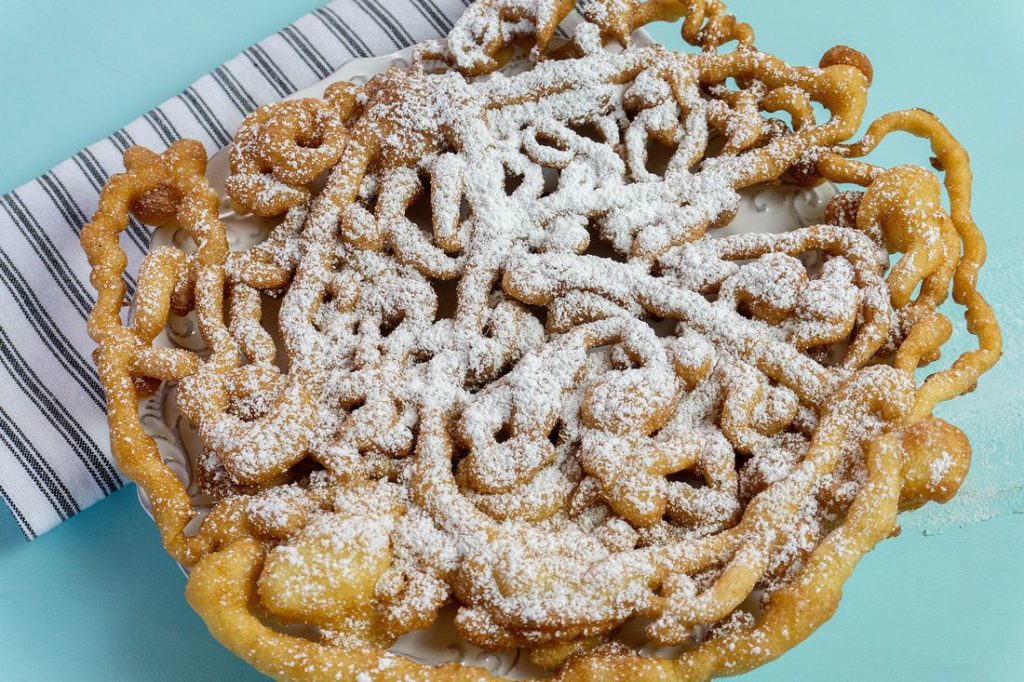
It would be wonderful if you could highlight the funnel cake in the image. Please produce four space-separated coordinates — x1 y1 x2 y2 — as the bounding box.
81 1 1001 679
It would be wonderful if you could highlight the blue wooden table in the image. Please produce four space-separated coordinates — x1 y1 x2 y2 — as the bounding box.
1 1 1021 680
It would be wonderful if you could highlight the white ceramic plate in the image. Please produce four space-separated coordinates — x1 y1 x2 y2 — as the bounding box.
135 36 837 679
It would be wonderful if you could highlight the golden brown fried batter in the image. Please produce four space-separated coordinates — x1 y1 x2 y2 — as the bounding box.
81 1 1000 679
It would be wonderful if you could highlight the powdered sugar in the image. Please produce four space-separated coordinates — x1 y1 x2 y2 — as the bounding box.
173 4 913 669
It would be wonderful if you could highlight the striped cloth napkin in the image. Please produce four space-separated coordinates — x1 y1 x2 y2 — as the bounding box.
0 0 573 539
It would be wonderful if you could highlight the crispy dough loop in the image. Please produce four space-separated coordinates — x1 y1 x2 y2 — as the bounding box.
818 108 1002 418
226 85 362 216
81 140 223 563
584 0 754 51
444 0 575 75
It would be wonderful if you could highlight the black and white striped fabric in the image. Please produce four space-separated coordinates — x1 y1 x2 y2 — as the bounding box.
0 0 515 539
